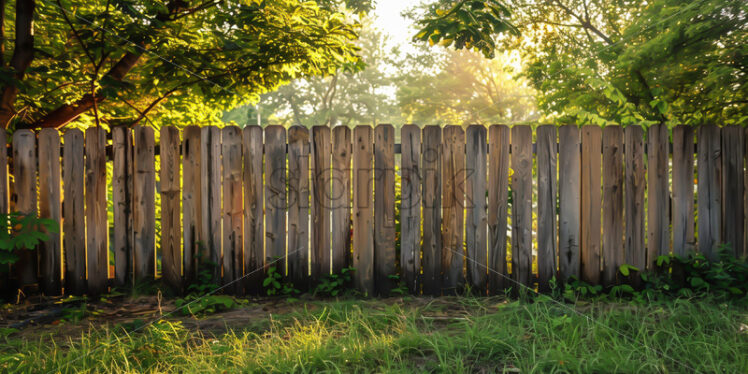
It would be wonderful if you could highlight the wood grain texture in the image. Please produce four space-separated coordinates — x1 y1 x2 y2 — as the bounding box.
133 125 155 283
85 128 108 295
581 126 602 284
465 125 487 293
353 126 374 296
442 126 466 293
558 125 580 282
536 125 557 292
63 129 86 295
11 130 37 287
311 126 331 278
222 126 243 293
200 126 222 281
400 125 421 294
602 126 624 285
38 129 62 295
331 126 352 273
511 125 532 288
181 126 201 283
672 126 694 257
243 126 264 294
647 124 670 269
265 126 287 274
161 127 182 293
721 125 744 256
488 125 509 294
374 124 396 296
112 126 133 287
697 125 721 261
421 126 442 296
625 125 646 274
288 126 310 289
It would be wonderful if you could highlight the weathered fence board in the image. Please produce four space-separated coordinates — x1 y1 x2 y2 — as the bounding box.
331 126 352 273
0 130 6 294
200 126 221 280
558 125 580 281
12 130 37 287
536 125 556 292
182 126 201 283
85 128 108 295
288 126 310 289
602 126 624 285
38 129 61 295
442 125 465 293
511 125 532 288
243 126 264 294
161 127 181 293
222 126 243 293
63 129 86 295
581 126 601 285
421 126 442 296
672 125 694 257
647 124 670 269
133 126 155 283
265 126 287 274
488 125 509 294
113 126 134 287
374 125 396 296
353 126 374 296
466 125 487 292
722 125 744 256
312 126 331 278
400 125 421 294
625 125 646 275
697 125 721 261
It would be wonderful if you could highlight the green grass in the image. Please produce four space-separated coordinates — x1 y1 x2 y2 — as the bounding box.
1 296 747 373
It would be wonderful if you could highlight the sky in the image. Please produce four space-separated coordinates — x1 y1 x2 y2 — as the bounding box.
372 0 422 55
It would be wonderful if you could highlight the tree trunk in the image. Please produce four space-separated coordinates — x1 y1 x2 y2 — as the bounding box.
0 0 35 129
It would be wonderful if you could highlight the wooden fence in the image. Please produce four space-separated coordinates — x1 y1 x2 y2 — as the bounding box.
1 124 746 297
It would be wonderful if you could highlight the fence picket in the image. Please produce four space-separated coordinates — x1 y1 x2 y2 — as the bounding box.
672 125 694 257
160 127 181 292
558 125 580 281
312 126 331 278
488 125 509 294
353 126 374 295
466 125 487 292
265 126 286 274
113 126 133 287
133 125 155 283
625 125 646 277
602 126 624 285
201 126 221 281
85 128 108 295
0 130 6 294
511 125 532 287
647 124 670 269
243 126 264 294
38 129 62 295
581 126 602 285
697 125 721 261
400 125 421 294
722 125 744 256
12 130 37 288
332 126 352 273
422 126 442 296
182 126 201 283
442 126 465 293
536 125 556 292
63 129 86 295
374 125 396 296
288 126 310 289
222 126 243 293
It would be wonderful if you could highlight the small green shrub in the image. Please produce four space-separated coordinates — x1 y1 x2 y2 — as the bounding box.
0 212 58 266
263 264 299 296
314 267 354 297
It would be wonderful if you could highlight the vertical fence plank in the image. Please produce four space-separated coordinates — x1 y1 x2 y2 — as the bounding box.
222 126 243 294
331 126 351 273
243 126 264 294
581 126 602 284
311 126 331 278
488 125 509 294
265 126 286 274
647 124 670 269
722 125 744 256
672 126 694 257
161 127 181 292
625 125 646 276
133 125 156 283
466 125 487 293
511 125 532 288
422 126 442 296
288 126 310 289
602 126 624 285
85 128 108 295
11 130 37 287
182 126 201 283
200 126 221 280
442 126 465 293
38 129 62 295
374 125 396 295
0 131 7 293
697 125 721 261
63 129 85 295
536 125 557 292
401 125 421 294
558 125 580 282
113 126 133 287
353 126 374 295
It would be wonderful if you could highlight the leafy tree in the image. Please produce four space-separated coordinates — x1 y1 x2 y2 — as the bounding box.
0 0 363 130
513 0 747 126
